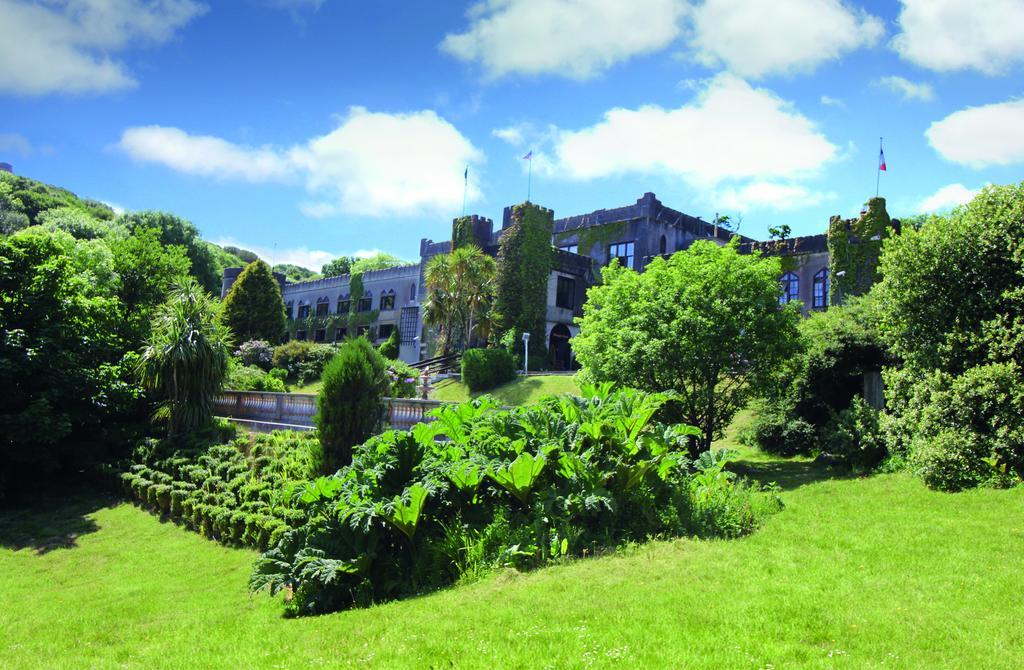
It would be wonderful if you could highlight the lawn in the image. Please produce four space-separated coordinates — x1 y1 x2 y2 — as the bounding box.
431 373 580 405
3 446 1023 669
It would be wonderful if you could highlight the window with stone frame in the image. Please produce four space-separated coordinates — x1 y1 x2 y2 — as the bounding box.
314 328 326 342
297 303 311 319
356 325 369 337
357 292 373 312
333 326 347 341
337 296 350 313
779 272 800 305
559 244 578 254
315 298 329 317
295 330 308 341
812 268 829 309
556 275 575 310
608 241 635 268
380 290 396 311
378 323 395 340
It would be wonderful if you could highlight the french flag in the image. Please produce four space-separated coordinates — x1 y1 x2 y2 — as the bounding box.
879 148 887 171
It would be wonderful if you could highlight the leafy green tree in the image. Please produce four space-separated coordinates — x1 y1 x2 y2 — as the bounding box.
221 245 260 264
573 240 801 452
0 232 133 499
321 256 355 277
351 253 407 274
423 244 496 354
111 226 191 346
121 211 221 294
315 338 390 470
875 183 1024 375
276 263 321 282
139 279 232 438
222 260 287 344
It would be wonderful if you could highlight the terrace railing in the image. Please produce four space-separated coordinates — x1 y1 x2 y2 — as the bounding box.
214 391 449 432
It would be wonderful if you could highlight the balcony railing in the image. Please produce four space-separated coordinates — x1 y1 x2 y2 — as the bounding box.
214 391 452 432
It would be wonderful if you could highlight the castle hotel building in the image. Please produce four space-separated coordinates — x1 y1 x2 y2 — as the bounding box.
222 192 890 367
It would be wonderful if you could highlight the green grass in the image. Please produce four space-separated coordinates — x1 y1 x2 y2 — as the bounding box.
3 450 1023 668
431 373 580 405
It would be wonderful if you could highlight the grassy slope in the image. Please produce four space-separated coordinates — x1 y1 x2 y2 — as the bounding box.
3 449 1023 668
431 374 580 405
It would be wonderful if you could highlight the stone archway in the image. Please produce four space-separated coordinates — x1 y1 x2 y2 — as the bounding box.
548 323 573 371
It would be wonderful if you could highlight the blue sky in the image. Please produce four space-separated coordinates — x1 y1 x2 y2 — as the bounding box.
2 0 1023 270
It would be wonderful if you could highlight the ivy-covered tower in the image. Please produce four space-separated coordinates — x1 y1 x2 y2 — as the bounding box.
827 197 895 304
493 202 554 361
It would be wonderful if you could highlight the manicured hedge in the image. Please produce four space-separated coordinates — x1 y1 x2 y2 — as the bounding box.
119 429 322 550
461 348 516 392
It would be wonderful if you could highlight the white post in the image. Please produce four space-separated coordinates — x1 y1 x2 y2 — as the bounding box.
522 331 530 375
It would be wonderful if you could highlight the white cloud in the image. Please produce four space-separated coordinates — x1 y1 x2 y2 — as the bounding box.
689 0 884 78
926 98 1024 168
492 124 527 147
820 95 846 108
714 181 835 212
288 107 484 216
551 74 838 188
917 184 981 213
876 75 934 102
0 0 206 96
892 0 1024 74
441 0 688 79
213 238 398 272
118 126 293 182
0 132 33 156
118 107 484 217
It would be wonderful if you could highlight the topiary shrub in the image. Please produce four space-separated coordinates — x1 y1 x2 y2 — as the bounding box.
378 329 400 360
461 348 516 392
315 338 390 470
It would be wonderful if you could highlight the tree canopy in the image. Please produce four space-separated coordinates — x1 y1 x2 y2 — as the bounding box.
222 260 287 344
573 240 801 451
321 256 354 278
351 253 408 274
121 211 221 294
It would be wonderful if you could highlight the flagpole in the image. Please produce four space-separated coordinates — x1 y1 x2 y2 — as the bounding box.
527 153 533 202
876 137 883 198
462 166 468 216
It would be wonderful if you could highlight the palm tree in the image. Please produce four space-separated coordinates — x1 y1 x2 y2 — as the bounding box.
423 245 496 354
139 279 232 437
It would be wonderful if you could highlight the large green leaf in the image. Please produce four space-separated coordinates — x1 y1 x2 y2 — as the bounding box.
489 451 546 503
382 483 429 539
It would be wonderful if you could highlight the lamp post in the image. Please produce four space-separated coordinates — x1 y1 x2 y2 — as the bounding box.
521 331 530 375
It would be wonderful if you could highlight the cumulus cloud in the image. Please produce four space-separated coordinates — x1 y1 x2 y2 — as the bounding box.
441 0 688 79
926 98 1024 168
714 181 835 212
213 238 396 272
892 0 1024 74
820 95 846 108
0 0 206 96
876 75 934 102
118 107 484 217
551 74 838 188
917 183 981 213
118 126 293 182
689 0 884 78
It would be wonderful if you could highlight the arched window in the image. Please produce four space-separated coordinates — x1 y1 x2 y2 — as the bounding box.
812 268 829 309
409 283 417 302
297 300 311 319
357 290 373 312
779 272 799 305
659 235 667 255
336 293 350 314
315 296 330 317
380 289 395 311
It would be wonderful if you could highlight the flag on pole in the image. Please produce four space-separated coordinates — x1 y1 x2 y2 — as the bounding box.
522 150 533 160
879 148 887 171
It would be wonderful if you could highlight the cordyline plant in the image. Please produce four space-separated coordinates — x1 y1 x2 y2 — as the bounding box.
139 279 232 438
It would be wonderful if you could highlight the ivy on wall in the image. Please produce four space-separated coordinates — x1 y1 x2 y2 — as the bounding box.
556 220 627 257
493 202 553 355
828 197 892 303
287 270 379 339
451 216 476 250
